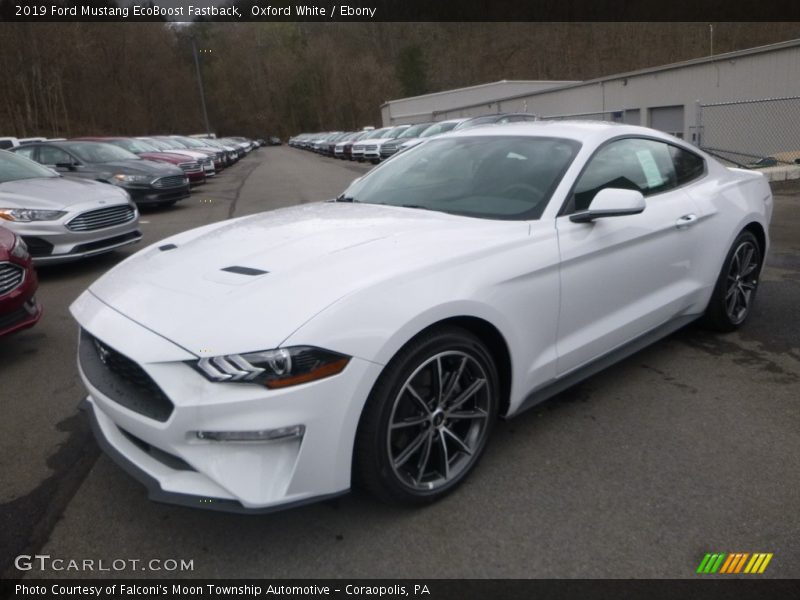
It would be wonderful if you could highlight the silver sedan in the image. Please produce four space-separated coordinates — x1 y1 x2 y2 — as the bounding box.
0 150 141 264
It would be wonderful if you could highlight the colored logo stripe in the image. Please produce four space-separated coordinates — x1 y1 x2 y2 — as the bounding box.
697 552 773 574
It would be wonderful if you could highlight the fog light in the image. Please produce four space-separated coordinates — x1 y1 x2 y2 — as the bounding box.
195 425 305 442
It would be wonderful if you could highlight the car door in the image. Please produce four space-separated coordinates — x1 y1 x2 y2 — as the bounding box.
555 137 703 375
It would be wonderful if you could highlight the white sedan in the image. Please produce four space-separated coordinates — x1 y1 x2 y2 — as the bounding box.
70 122 772 512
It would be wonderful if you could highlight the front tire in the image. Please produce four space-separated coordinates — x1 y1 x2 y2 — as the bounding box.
354 326 498 506
701 230 762 332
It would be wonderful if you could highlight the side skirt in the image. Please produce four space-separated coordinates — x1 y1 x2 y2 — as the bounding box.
511 314 699 417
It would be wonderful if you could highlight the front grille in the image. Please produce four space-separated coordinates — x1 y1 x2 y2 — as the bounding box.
0 262 24 295
364 144 377 152
178 162 200 171
153 175 186 189
79 329 174 422
66 205 136 232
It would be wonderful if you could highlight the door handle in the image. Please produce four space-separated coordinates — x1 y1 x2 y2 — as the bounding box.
675 214 698 229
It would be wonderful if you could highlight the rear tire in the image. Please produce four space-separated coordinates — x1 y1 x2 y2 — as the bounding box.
354 326 498 506
701 230 762 332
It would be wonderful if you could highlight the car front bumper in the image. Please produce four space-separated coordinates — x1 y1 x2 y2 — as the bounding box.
0 257 41 336
71 291 383 513
5 200 143 264
126 183 191 206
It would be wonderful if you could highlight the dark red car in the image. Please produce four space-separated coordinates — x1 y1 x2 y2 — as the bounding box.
0 225 41 337
76 137 207 186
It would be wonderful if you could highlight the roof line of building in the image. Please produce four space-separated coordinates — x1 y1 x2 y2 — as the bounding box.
386 37 800 116
380 79 578 108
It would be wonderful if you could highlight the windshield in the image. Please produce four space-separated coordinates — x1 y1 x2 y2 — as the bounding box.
385 126 410 139
375 128 397 139
111 138 159 154
175 137 205 148
0 150 59 182
341 136 580 220
157 138 189 149
398 123 432 139
63 142 139 163
419 121 459 138
456 116 501 130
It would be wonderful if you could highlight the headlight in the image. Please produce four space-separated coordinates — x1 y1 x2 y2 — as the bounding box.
191 346 350 388
10 235 29 259
0 208 67 222
111 174 153 185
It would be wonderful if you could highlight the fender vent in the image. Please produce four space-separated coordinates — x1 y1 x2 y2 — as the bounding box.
159 244 177 251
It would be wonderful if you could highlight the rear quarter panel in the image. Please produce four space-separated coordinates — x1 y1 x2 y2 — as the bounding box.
682 164 772 313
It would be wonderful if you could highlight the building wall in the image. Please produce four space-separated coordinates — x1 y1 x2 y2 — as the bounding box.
382 80 576 125
385 41 800 152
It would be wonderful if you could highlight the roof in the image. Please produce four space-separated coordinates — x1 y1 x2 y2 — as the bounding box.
449 38 800 111
381 79 578 108
439 120 682 146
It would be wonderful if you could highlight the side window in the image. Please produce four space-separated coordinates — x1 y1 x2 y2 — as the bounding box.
567 138 677 213
13 146 37 160
39 146 73 166
669 145 705 185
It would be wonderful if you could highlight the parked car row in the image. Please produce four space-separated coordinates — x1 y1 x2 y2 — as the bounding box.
0 133 261 338
288 113 538 164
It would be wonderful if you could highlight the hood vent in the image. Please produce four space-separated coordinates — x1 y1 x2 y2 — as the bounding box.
221 266 269 276
158 244 177 251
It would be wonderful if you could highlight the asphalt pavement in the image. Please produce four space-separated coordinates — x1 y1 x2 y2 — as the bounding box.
2 148 798 579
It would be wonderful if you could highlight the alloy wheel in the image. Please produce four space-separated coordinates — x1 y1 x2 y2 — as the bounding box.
725 240 760 325
387 351 492 492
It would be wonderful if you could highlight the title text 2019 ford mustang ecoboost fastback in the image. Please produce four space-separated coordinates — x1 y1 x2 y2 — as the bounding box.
71 122 772 513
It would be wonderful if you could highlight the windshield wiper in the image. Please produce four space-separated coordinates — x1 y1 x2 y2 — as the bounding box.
401 204 434 211
335 194 358 202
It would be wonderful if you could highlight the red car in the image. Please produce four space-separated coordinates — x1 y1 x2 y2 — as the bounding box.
0 225 41 337
75 137 207 186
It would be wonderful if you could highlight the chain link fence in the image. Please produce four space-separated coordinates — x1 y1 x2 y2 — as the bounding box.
696 96 800 168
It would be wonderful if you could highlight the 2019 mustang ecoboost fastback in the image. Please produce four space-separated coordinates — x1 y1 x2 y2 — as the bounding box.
71 122 772 513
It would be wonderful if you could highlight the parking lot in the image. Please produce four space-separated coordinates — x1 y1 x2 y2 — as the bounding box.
2 146 798 579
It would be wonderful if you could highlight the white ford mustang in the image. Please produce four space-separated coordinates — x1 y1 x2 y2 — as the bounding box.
70 122 772 512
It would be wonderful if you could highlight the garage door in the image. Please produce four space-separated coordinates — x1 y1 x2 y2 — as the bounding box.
623 109 641 125
649 105 684 138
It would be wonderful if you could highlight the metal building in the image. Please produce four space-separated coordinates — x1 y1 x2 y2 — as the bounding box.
381 39 800 168
380 80 577 126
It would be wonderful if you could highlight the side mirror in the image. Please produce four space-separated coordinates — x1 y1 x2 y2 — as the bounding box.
54 161 77 171
570 188 645 223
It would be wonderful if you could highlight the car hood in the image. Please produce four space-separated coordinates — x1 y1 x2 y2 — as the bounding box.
139 151 195 164
86 201 528 356
162 149 209 161
0 176 129 209
96 159 183 176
